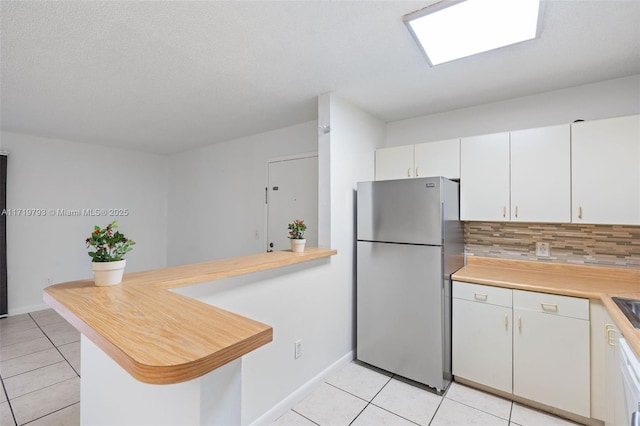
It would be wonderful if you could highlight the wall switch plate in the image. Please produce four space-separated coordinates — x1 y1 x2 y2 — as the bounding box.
536 242 550 257
294 340 302 359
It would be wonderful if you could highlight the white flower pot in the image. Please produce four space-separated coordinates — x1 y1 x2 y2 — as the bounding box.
91 259 126 286
290 239 306 253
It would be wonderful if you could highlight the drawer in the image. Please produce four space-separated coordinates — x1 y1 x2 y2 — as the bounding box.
453 281 512 308
513 289 589 320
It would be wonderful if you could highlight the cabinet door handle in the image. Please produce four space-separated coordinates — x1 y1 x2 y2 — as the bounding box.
605 324 617 346
514 205 518 218
474 292 488 301
416 167 420 177
541 303 558 313
407 168 412 178
502 206 506 218
518 316 522 332
504 313 509 329
578 206 583 219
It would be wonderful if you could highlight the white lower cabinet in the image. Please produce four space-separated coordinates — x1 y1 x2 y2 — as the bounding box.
452 283 512 393
513 290 590 417
453 282 590 418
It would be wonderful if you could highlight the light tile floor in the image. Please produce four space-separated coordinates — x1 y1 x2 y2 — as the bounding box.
0 309 80 426
1 309 582 426
273 362 583 426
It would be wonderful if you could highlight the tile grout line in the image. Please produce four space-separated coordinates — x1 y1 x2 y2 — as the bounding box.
0 375 18 426
289 408 321 425
20 401 79 426
28 313 80 378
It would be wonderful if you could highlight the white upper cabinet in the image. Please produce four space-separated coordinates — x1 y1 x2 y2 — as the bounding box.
460 132 510 221
572 114 640 225
510 124 571 223
414 139 460 179
375 139 460 181
375 145 414 181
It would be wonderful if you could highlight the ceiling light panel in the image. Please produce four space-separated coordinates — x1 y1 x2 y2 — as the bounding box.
404 0 543 66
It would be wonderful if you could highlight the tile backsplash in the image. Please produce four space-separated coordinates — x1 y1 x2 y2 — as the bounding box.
464 222 640 269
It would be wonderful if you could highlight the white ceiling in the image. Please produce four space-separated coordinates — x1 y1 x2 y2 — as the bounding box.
1 1 639 155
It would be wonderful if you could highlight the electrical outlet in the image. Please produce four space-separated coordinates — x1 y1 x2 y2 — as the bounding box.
294 340 302 359
535 242 550 257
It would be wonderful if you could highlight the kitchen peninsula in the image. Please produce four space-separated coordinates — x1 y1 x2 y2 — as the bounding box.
43 248 337 425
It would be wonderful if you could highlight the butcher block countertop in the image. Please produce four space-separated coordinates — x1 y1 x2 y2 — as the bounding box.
44 248 337 385
453 256 640 356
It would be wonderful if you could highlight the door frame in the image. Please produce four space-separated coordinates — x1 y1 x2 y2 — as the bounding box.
264 152 318 252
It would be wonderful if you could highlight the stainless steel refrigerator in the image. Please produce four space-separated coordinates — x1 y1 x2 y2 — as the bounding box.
356 177 463 393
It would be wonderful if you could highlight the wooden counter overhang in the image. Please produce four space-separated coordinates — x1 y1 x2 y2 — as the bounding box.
44 248 337 385
452 256 640 356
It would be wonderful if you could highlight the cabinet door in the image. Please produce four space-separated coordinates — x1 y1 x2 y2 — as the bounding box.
375 145 414 181
513 308 590 417
414 139 460 179
572 114 640 225
460 132 510 221
453 298 512 393
510 125 571 223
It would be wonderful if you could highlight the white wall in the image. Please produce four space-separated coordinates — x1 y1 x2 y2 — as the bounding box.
167 121 318 266
169 96 384 425
385 74 640 147
1 132 168 314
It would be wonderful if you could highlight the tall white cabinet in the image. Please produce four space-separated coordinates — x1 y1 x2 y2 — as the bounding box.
571 114 640 225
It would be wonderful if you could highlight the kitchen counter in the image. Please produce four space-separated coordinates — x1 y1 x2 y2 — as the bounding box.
452 256 640 356
44 247 337 385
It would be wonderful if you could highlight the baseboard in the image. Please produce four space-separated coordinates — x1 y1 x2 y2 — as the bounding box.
249 350 354 426
7 302 50 317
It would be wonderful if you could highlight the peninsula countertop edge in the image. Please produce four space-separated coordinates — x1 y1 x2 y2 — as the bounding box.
44 247 337 385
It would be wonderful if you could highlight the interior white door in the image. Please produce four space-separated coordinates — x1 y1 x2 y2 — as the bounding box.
267 156 318 252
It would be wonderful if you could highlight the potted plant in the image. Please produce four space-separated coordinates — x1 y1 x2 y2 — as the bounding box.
85 220 135 286
288 219 307 253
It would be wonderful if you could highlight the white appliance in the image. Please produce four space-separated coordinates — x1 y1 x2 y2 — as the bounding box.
356 177 463 393
620 338 640 425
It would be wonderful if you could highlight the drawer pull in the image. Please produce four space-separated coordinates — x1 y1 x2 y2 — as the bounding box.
578 206 583 219
502 206 506 218
605 324 617 346
474 292 488 301
504 313 509 329
514 205 518 218
540 303 558 312
407 168 412 177
416 167 420 177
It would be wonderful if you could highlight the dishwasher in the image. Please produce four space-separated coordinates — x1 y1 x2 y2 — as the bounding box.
620 338 640 425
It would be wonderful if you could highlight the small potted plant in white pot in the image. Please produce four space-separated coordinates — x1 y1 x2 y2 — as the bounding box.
288 219 307 253
85 220 135 286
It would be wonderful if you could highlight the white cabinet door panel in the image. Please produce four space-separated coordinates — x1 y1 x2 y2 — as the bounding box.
414 139 460 179
572 114 640 225
460 133 510 221
375 145 414 181
513 307 590 417
453 297 512 393
511 124 571 223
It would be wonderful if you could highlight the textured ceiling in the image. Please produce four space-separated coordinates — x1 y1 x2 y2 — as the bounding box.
1 1 639 154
